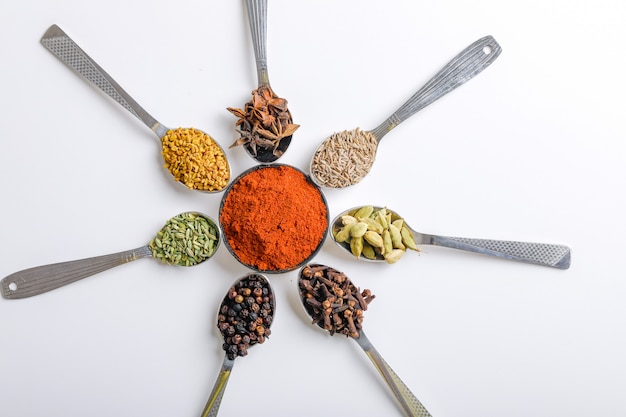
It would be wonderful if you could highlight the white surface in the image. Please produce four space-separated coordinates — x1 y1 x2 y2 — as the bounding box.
1 1 625 416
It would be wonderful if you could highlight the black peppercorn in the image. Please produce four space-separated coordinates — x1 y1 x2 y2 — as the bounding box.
217 273 275 360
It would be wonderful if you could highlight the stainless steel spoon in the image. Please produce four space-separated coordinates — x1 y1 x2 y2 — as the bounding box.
240 0 294 163
40 24 231 192
298 263 432 417
331 206 571 269
310 35 502 188
0 212 220 299
200 273 275 417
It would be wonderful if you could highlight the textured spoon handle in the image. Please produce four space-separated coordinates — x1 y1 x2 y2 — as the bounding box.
0 246 152 299
424 234 571 269
245 0 270 86
371 35 501 140
355 332 432 417
200 357 235 417
40 24 168 138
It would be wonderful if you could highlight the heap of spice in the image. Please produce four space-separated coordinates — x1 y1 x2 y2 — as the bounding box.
148 212 219 266
219 165 328 272
161 127 230 192
310 128 378 188
227 85 299 160
217 274 274 360
332 205 419 264
298 264 375 338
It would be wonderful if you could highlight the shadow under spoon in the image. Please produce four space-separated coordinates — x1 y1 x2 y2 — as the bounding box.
1 212 220 299
40 24 231 192
355 330 432 417
310 35 502 188
331 206 571 268
241 0 293 163
298 263 432 417
200 273 275 417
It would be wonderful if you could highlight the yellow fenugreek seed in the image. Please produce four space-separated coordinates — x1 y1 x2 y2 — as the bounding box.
161 127 230 192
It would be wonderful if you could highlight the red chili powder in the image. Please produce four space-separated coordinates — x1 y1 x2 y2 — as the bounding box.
220 165 328 272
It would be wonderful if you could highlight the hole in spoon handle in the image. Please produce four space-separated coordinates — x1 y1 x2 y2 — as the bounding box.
0 246 151 299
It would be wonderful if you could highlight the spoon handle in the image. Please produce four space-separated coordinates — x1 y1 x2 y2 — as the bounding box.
354 331 432 417
200 356 235 417
370 35 501 140
40 24 169 138
0 246 152 299
417 232 571 269
245 0 270 86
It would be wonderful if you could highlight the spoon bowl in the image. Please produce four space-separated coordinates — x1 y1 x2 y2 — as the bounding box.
40 24 231 193
0 211 221 299
310 35 502 189
331 205 571 268
298 263 433 417
200 273 275 417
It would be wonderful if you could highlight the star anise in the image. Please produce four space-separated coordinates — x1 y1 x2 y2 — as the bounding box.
227 85 299 158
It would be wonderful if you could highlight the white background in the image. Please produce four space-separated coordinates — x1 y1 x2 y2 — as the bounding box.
1 1 625 416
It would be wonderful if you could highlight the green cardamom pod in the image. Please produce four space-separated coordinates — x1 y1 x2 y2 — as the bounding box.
362 242 377 260
376 209 388 229
401 226 418 251
341 215 358 225
359 216 384 234
392 219 404 230
390 210 402 222
364 230 384 250
352 205 374 219
385 249 405 264
350 222 369 238
350 236 364 257
389 224 405 249
383 229 393 255
334 223 354 243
